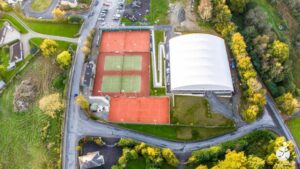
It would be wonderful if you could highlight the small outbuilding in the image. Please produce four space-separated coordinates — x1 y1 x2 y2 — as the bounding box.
169 33 234 96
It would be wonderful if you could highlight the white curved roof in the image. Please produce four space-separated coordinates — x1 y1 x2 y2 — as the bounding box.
169 34 233 92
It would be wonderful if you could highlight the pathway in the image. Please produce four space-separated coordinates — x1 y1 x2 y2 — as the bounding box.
8 13 78 56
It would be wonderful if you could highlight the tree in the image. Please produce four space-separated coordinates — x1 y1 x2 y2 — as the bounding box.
275 93 298 115
75 95 89 111
39 93 64 118
243 105 259 122
246 155 265 169
196 165 208 169
81 46 91 56
211 150 247 169
56 51 72 68
198 0 213 21
52 8 66 21
40 39 58 57
245 7 271 33
273 160 295 169
268 40 289 62
231 33 247 57
162 148 179 167
229 0 249 13
118 138 137 147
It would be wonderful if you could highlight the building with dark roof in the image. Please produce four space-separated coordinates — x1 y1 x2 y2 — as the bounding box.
8 41 24 70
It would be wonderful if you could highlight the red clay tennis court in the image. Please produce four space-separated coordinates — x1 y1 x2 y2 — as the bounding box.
109 97 170 124
93 30 150 97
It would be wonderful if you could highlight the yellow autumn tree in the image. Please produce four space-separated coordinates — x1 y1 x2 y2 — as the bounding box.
39 93 64 118
52 8 66 21
268 40 289 62
56 51 72 68
162 148 179 167
231 33 247 57
196 165 208 169
75 95 89 111
243 105 259 122
81 46 91 56
275 93 299 115
40 39 58 57
212 150 247 169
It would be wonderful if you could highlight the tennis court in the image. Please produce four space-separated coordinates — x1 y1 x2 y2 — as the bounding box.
104 55 142 71
109 97 170 124
93 30 150 97
101 75 141 93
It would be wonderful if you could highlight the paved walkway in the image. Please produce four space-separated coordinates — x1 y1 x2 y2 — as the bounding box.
205 92 246 127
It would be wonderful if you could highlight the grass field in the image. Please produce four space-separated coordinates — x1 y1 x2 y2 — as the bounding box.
0 56 63 168
1 14 28 34
31 0 52 12
145 0 169 24
119 124 235 141
104 55 142 71
101 75 141 93
171 96 234 126
0 39 73 168
288 117 300 145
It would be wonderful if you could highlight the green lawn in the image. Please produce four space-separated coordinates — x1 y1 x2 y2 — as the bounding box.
29 38 78 51
119 124 235 141
171 96 234 126
31 0 52 12
288 117 300 145
1 14 28 34
145 0 169 24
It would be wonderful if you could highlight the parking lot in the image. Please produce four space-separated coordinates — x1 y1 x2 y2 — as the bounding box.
95 0 125 27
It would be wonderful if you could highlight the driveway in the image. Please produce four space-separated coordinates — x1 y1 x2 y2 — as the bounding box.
22 0 59 19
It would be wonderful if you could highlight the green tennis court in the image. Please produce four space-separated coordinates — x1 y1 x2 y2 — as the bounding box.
101 75 141 93
101 76 122 92
104 55 142 71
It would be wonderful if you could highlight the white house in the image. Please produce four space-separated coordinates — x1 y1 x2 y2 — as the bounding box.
0 22 21 46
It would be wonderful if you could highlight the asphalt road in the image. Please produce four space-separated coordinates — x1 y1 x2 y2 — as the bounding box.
22 0 59 19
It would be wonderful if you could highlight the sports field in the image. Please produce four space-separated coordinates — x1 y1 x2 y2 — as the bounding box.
109 97 170 124
93 31 150 97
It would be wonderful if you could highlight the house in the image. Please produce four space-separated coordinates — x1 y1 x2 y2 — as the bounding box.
4 0 23 5
7 41 24 70
0 80 5 90
60 0 78 8
0 22 21 46
78 151 105 169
